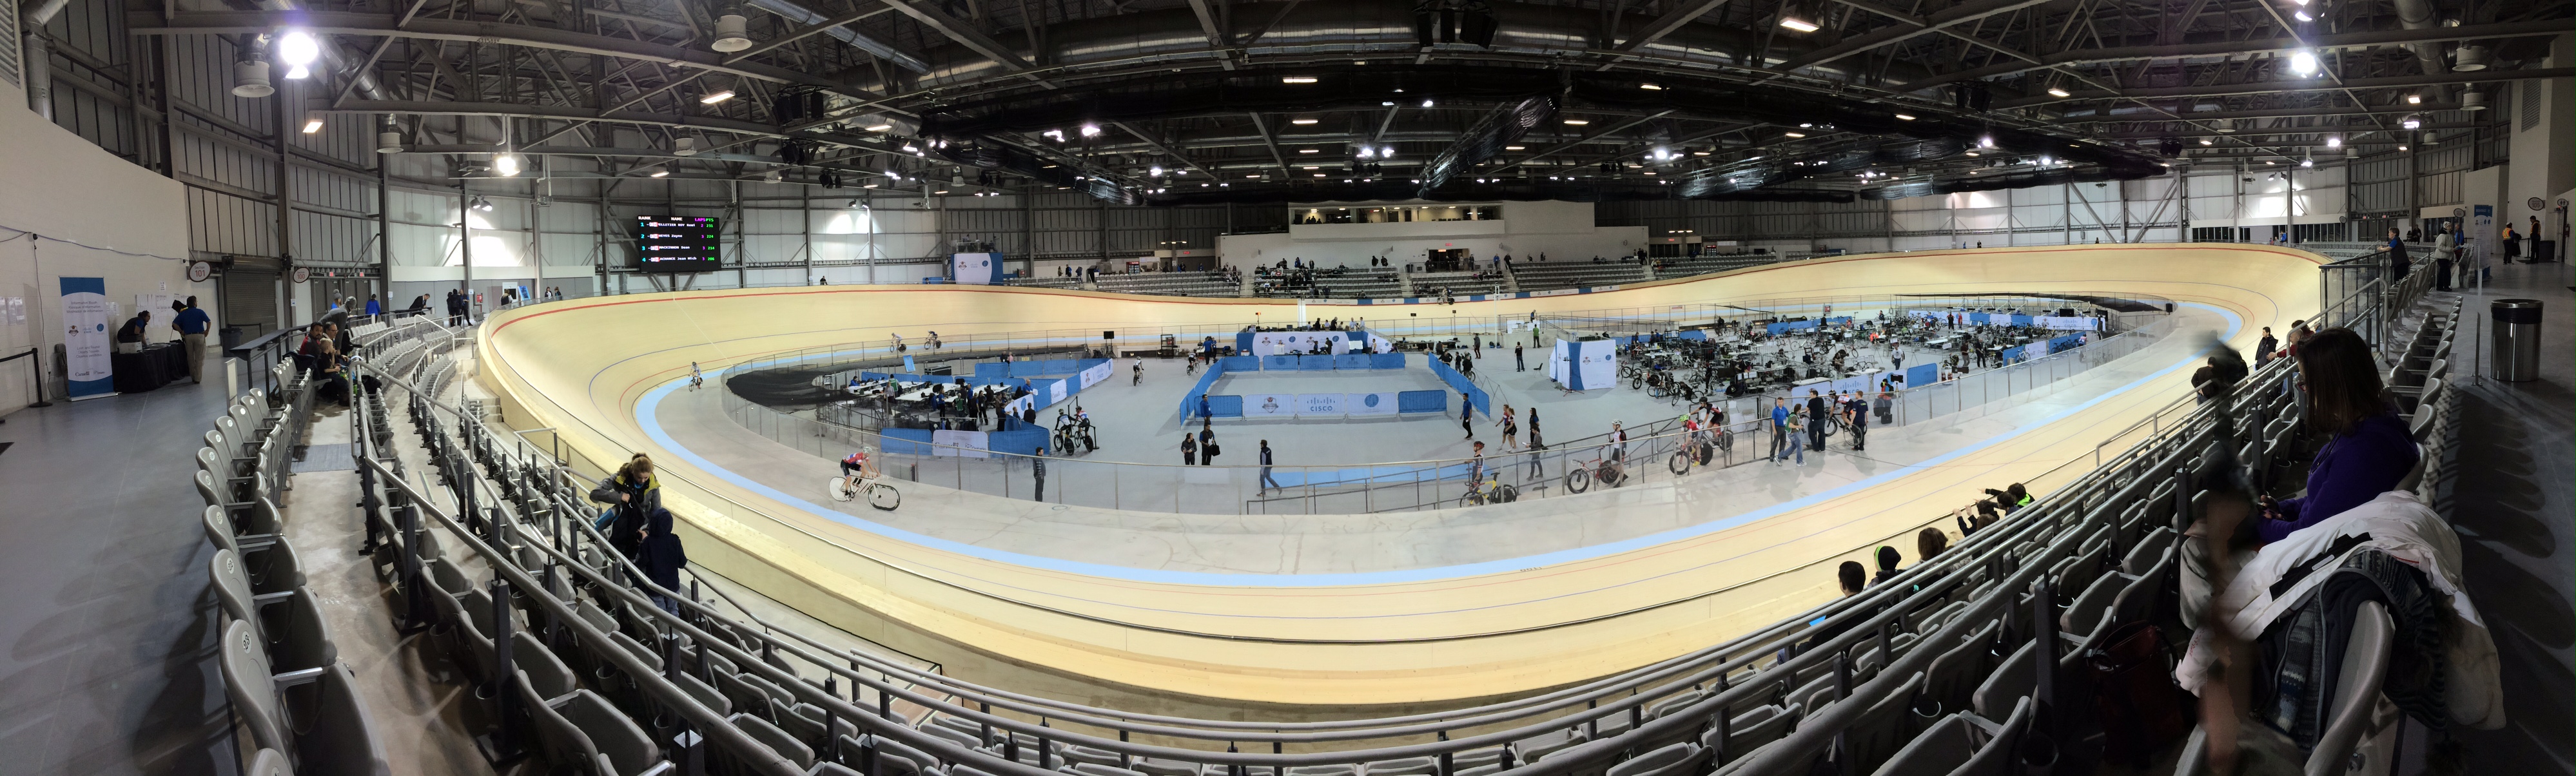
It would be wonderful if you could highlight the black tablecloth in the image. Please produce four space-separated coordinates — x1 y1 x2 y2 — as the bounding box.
110 343 187 393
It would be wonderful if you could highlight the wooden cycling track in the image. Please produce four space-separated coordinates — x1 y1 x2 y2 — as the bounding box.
473 244 2323 711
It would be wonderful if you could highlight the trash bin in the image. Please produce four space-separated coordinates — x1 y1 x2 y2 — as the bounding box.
219 325 246 351
2490 299 2542 382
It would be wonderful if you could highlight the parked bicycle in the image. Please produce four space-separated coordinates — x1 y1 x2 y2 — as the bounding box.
1562 451 1627 493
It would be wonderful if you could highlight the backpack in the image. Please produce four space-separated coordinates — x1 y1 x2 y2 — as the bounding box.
2085 621 2195 764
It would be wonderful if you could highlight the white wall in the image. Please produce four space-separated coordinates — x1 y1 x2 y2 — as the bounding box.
0 82 196 414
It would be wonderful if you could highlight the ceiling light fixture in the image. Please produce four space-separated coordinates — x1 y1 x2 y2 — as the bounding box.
1292 118 1320 125
277 30 319 79
2046 87 2071 98
1895 113 1916 121
712 10 753 52
2400 113 2422 129
1079 124 1101 137
2287 50 2319 76
1504 145 1525 151
493 151 521 177
2406 94 2422 104
1563 119 1590 126
1779 15 1820 32
1282 76 1318 84
1421 99 1435 108
2324 136 2341 148
1784 131 1806 138
699 90 736 104
300 112 325 134
1639 82 1662 90
1299 148 1320 153
647 166 668 177
2200 138 2213 146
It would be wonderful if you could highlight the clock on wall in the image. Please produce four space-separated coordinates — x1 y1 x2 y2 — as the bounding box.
2531 197 2546 211
186 261 211 282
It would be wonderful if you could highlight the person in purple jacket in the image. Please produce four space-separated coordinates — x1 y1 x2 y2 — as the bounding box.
2254 327 2419 543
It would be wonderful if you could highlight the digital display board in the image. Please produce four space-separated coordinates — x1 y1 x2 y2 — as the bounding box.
633 215 721 272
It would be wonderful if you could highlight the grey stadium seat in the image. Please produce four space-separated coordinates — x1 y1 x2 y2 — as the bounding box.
1606 742 1704 776
215 621 391 775
1702 703 1798 764
1866 696 2030 776
203 505 304 594
729 712 817 770
2305 601 2398 776
518 669 669 776
210 549 337 673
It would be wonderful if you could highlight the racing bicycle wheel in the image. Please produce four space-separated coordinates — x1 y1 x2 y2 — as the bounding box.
826 476 856 502
1668 451 1692 475
1563 466 1593 494
865 482 901 510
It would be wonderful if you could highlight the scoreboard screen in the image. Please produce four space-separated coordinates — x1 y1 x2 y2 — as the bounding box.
633 216 721 271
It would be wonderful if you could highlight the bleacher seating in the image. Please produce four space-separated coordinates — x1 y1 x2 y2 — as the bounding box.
195 344 393 775
1408 269 1507 297
1093 272 1240 296
1510 261 1650 291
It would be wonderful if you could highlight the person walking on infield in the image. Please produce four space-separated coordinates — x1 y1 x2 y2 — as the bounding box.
1776 412 1806 465
1514 344 1526 371
1806 389 1829 452
1501 405 1519 451
1258 440 1282 494
1460 392 1475 440
1198 422 1218 465
1031 447 1047 501
1181 433 1198 465
1769 398 1790 463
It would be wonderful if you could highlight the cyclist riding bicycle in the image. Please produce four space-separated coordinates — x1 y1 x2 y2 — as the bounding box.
840 449 879 481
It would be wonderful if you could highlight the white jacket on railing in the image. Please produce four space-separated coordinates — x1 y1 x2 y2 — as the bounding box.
2173 489 2502 730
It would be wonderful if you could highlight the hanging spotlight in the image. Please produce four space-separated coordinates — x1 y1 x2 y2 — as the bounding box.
712 9 754 52
1421 98 1435 108
1079 124 1102 137
277 31 320 80
2293 9 2312 21
2401 113 2422 130
1149 165 1166 176
2452 46 2488 71
471 196 494 211
493 151 522 177
2287 50 2319 76
674 137 700 157
231 57 273 98
2460 90 2486 111
377 131 404 154
2324 136 2341 148
1978 135 1995 147
2299 157 2314 168
2406 94 2423 104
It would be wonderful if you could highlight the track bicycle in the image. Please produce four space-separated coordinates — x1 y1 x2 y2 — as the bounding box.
1459 476 1520 506
1561 451 1627 493
826 473 902 510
